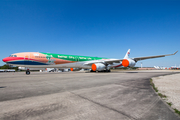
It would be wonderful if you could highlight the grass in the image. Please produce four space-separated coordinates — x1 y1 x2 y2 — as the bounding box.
158 93 167 98
150 79 158 92
166 102 172 107
174 108 180 115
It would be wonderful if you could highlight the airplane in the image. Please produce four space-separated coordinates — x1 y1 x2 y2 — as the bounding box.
171 65 180 69
2 49 178 75
18 67 69 72
18 67 46 71
154 66 161 69
154 66 170 70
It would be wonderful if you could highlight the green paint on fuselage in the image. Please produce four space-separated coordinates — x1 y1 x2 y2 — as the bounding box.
40 52 108 62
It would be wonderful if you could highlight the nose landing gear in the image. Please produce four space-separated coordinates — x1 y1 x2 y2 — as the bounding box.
26 69 30 75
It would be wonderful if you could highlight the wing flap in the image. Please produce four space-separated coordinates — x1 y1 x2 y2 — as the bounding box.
83 59 123 66
103 59 123 64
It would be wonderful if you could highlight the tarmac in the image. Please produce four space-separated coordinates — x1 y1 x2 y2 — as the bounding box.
0 70 180 120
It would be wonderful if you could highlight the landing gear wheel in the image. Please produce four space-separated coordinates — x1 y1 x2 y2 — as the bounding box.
105 69 111 72
26 70 30 75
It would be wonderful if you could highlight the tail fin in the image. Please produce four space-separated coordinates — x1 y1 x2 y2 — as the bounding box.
124 49 130 59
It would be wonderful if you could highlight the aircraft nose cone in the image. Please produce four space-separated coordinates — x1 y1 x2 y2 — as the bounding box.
2 57 9 62
2 58 5 62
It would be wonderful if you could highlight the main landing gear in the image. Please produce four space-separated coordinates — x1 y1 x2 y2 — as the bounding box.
26 70 30 75
90 69 111 72
105 69 111 72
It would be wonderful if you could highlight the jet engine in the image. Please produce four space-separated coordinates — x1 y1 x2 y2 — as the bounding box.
91 63 106 71
122 59 136 67
18 67 46 71
70 68 82 71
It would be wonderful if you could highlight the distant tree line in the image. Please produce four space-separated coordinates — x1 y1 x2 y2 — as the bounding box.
0 64 18 71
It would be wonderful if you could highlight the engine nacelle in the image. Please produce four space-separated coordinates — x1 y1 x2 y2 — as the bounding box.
122 59 136 67
91 63 106 71
18 67 46 71
70 68 82 71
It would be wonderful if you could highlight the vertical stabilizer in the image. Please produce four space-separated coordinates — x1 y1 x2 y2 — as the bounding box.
124 49 130 59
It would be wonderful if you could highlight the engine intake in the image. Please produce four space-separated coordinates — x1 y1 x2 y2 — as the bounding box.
91 63 106 71
122 59 136 67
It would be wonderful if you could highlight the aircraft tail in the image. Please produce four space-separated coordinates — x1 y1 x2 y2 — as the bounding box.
124 49 130 59
154 66 160 69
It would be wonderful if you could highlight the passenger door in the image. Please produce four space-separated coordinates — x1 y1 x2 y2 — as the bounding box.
24 53 30 65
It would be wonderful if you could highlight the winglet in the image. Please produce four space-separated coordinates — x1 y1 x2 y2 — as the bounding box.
165 50 178 56
173 51 178 55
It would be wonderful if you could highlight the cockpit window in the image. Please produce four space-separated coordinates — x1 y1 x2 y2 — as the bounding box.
9 55 17 57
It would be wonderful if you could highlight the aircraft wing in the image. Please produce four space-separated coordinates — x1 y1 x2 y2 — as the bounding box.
102 59 124 64
83 59 123 66
133 51 178 61
84 51 178 65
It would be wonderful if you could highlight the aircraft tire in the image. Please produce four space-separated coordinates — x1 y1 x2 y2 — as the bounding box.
90 70 96 72
26 70 30 75
105 69 111 72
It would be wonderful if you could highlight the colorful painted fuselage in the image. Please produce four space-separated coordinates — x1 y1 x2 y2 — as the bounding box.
2 50 178 71
2 52 119 69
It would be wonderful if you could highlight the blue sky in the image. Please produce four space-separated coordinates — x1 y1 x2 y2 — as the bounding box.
0 0 180 67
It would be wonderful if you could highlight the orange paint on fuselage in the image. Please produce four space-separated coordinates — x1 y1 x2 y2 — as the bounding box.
54 58 74 64
12 52 48 63
13 52 74 65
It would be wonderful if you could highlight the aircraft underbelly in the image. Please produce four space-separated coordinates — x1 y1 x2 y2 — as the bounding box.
16 62 79 68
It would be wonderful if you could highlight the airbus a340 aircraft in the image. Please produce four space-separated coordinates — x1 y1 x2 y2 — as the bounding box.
2 49 178 75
